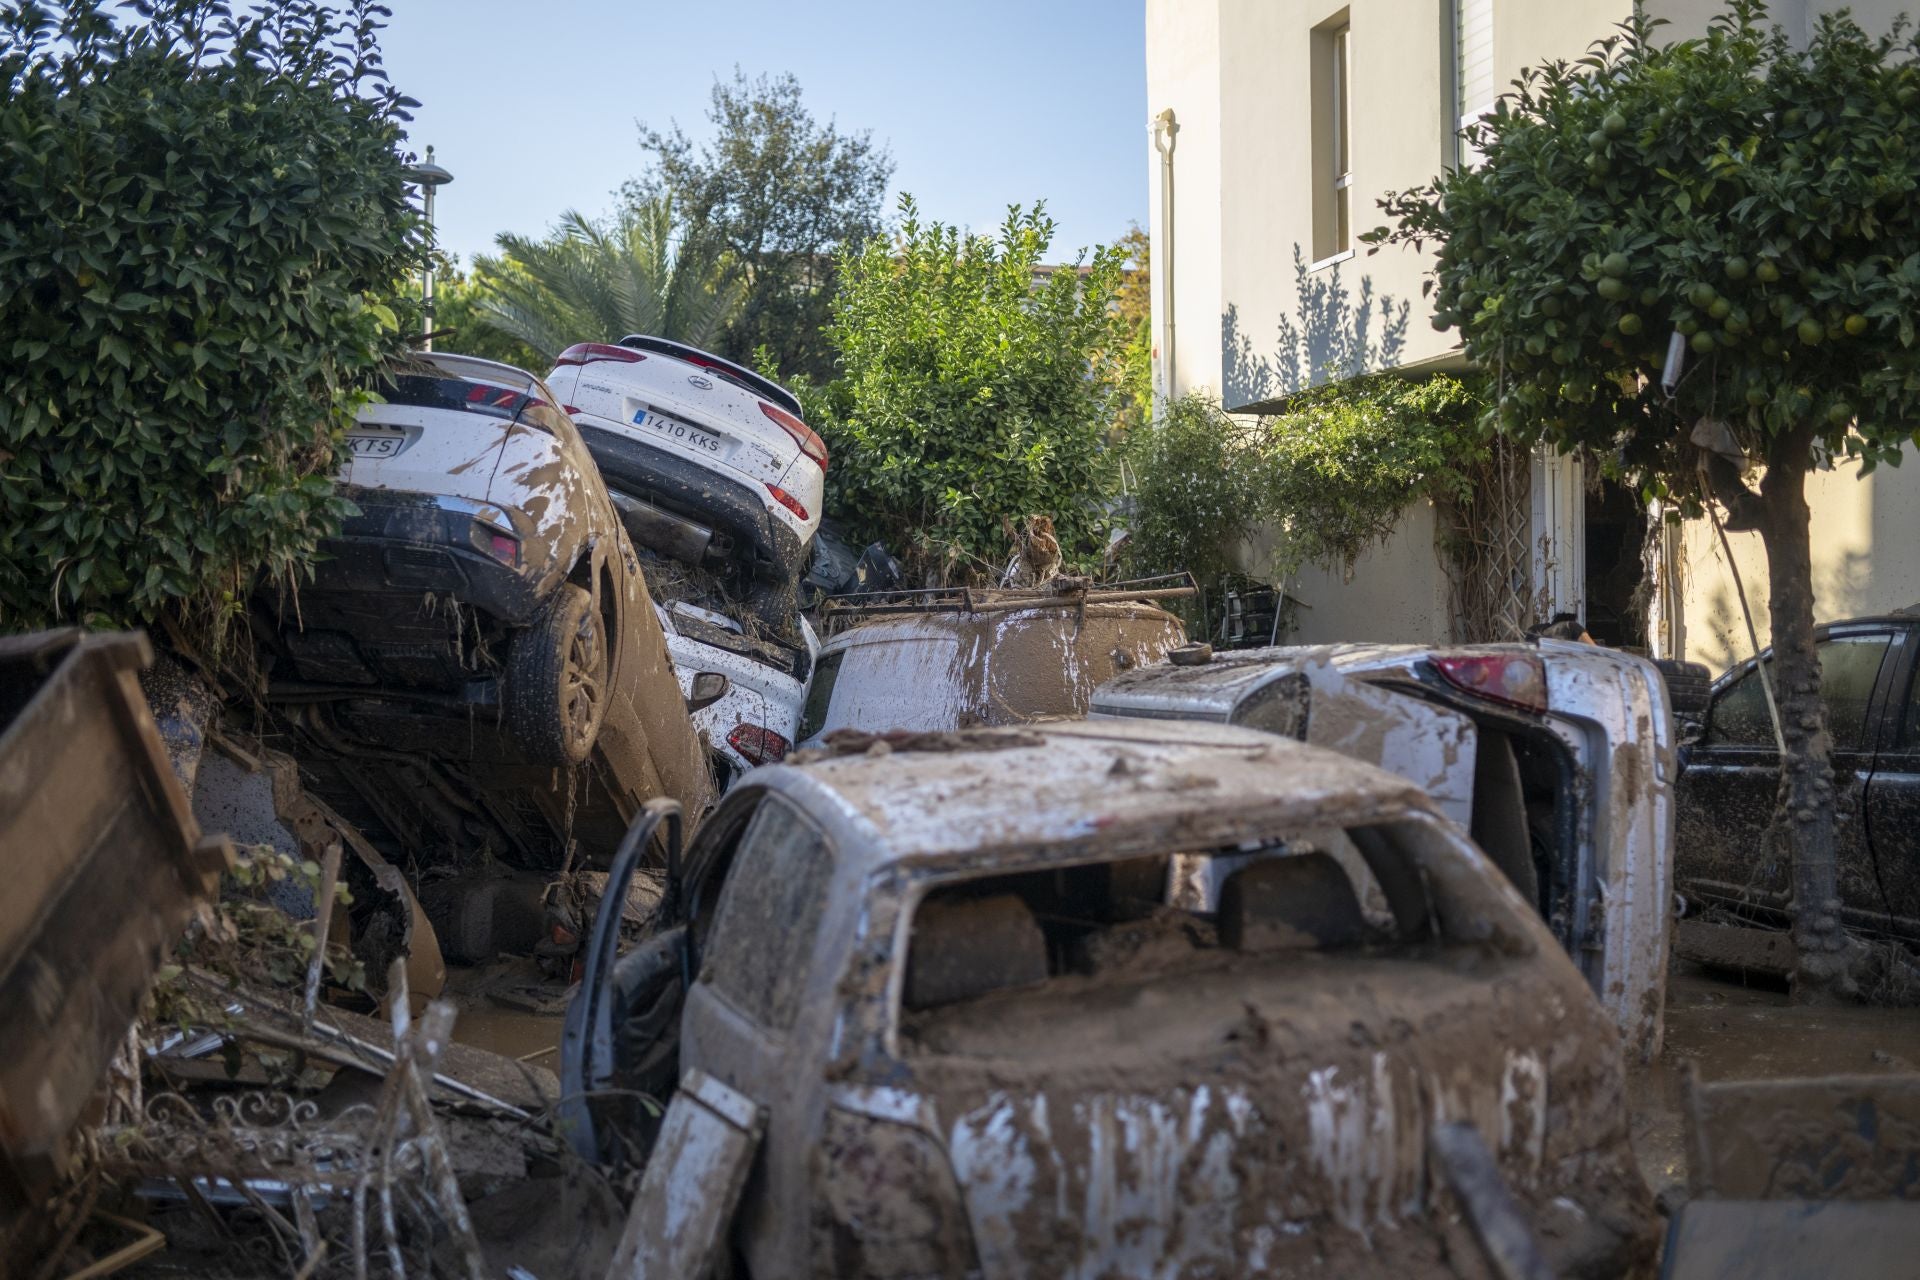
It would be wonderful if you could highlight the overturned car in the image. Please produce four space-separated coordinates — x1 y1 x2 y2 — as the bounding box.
568 721 1654 1278
254 352 710 868
1092 641 1676 1061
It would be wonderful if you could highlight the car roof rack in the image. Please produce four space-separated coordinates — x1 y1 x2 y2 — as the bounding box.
615 334 804 418
819 571 1198 627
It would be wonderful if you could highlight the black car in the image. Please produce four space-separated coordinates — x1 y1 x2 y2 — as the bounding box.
1676 610 1920 941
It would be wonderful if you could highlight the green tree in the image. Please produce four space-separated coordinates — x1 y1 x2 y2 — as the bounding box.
1370 2 1920 996
0 0 422 636
429 261 544 370
630 70 893 381
1112 224 1154 435
468 197 742 365
1121 392 1266 607
816 198 1125 577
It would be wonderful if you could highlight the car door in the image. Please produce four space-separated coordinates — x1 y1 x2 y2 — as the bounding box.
1677 626 1899 924
677 794 840 1257
1862 623 1920 939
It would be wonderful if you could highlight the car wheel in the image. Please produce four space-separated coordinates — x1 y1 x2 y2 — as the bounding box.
1655 659 1713 718
505 583 607 766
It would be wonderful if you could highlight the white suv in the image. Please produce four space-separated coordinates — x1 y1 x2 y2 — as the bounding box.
544 337 826 616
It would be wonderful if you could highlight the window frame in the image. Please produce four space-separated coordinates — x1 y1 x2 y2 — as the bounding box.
1310 10 1355 267
1449 0 1496 170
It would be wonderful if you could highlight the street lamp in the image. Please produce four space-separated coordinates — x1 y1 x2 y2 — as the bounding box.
402 147 454 351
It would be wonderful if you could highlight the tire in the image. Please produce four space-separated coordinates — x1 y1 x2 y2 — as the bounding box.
1655 658 1713 718
504 583 608 766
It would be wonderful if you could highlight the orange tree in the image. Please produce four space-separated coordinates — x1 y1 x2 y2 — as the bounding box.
1369 2 1920 996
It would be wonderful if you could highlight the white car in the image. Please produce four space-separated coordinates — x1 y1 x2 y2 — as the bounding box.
543 337 826 617
256 352 714 867
1092 640 1677 1061
660 601 815 786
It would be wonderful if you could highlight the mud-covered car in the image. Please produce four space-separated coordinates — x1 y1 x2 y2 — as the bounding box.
660 599 815 785
566 721 1654 1278
796 587 1189 744
257 353 711 867
1091 641 1676 1061
1677 610 1920 942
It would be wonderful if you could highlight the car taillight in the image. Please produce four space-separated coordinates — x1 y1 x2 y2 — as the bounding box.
766 484 810 523
553 342 646 368
759 401 828 468
485 532 520 566
727 724 790 765
562 404 581 416
1433 654 1548 713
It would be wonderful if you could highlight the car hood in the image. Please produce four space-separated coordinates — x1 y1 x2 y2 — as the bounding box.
834 949 1651 1278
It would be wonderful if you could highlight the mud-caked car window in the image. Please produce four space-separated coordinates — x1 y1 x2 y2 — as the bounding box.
1711 635 1890 750
896 823 1486 1047
797 651 844 742
701 797 834 1031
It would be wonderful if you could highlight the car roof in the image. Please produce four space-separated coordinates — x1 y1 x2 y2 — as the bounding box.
756 718 1433 870
615 335 803 417
412 351 556 401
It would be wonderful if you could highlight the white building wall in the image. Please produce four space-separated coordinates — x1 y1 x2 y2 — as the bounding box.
1146 0 1919 651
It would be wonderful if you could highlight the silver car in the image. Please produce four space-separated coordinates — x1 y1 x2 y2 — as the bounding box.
568 721 1654 1279
1091 641 1677 1061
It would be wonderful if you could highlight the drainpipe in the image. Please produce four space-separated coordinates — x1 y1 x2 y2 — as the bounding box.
1151 109 1179 405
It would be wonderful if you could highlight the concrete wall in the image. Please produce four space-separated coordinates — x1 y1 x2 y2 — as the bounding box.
1248 499 1458 644
1678 442 1920 672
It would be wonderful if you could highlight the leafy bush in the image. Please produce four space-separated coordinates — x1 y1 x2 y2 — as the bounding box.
1259 373 1485 578
0 0 422 633
1120 392 1267 591
816 197 1126 577
1123 379 1483 621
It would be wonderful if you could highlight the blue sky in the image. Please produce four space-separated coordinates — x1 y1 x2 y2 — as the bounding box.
377 0 1148 270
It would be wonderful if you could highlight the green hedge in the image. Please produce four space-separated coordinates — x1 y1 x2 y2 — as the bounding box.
0 0 422 634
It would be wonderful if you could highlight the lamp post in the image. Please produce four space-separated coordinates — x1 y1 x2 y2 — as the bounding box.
402 147 454 351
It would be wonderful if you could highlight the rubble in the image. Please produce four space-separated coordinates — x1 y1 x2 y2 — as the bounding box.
0 631 231 1233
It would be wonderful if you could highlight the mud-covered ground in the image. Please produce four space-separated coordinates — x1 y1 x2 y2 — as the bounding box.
1629 962 1920 1201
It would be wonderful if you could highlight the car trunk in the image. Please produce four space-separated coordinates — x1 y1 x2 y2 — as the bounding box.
894 946 1643 1277
340 402 516 511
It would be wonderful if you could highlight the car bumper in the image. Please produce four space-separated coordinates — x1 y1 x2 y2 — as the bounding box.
575 420 806 580
308 494 547 624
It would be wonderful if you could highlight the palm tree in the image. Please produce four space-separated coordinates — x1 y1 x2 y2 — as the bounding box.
473 195 743 361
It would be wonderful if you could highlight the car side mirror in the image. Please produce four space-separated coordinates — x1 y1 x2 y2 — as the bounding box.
1677 712 1706 747
687 671 730 713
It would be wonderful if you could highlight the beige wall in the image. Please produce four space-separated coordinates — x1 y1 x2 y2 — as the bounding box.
1252 499 1458 643
1678 442 1920 671
1146 0 1635 409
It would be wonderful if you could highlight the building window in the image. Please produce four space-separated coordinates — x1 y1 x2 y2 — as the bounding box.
1311 12 1353 264
1452 0 1493 167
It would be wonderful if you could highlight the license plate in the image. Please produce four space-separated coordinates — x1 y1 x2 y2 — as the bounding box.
345 430 405 459
636 410 724 456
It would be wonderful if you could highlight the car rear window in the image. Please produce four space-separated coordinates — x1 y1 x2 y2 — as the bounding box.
375 373 552 429
899 822 1472 1017
798 650 845 741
